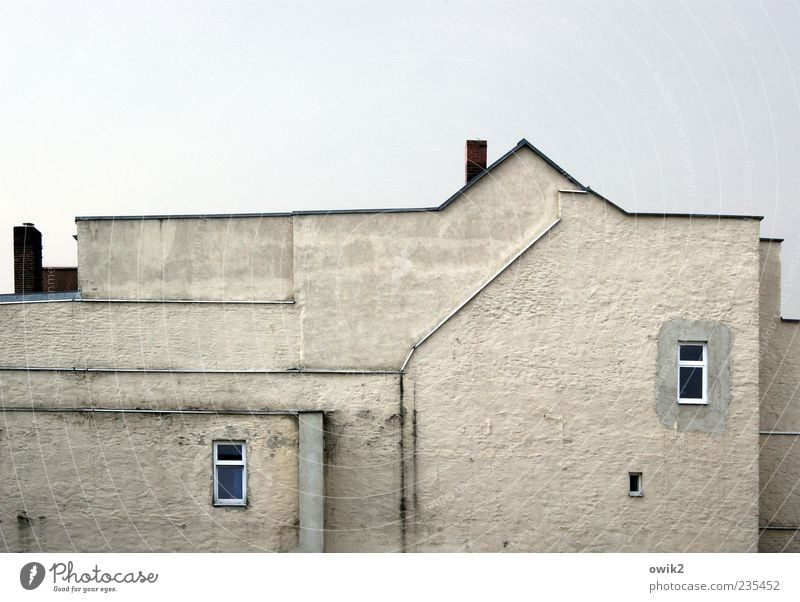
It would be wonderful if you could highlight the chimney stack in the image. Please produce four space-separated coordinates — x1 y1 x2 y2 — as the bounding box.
13 223 43 294
465 140 487 184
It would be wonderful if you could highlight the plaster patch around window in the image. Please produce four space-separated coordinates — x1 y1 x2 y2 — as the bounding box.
655 320 731 432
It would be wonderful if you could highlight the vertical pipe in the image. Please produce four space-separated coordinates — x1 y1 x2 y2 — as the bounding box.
298 412 324 552
399 373 407 551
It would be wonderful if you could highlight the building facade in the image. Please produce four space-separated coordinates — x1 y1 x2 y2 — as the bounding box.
0 140 797 552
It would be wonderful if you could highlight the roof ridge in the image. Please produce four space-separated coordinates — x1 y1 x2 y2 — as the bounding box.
74 139 764 222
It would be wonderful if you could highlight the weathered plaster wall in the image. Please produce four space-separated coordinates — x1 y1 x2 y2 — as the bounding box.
0 412 298 552
404 192 761 552
758 241 800 552
0 371 402 552
0 302 299 369
74 147 569 369
77 216 294 301
1 145 770 553
2 148 572 551
295 149 566 368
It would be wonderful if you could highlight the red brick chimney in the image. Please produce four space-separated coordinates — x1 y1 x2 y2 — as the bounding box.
465 140 487 184
13 223 42 294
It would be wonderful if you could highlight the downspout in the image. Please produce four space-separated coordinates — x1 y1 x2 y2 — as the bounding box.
399 372 407 551
395 217 562 552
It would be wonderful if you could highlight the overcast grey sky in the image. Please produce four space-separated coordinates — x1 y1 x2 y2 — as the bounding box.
2 1 799 312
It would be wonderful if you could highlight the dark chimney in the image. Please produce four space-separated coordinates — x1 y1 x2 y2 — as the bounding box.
13 223 43 294
465 140 487 184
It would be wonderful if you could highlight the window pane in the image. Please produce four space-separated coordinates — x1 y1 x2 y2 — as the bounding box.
679 344 704 362
217 444 243 461
679 366 703 399
629 474 640 492
217 466 243 500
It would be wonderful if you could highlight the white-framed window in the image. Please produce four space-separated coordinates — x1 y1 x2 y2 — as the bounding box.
629 472 643 497
677 342 707 404
213 441 246 506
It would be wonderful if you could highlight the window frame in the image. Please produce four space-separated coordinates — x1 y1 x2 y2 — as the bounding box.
628 472 643 497
213 440 247 507
677 341 708 405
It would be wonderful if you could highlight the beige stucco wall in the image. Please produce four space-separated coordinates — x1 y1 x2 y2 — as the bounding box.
758 241 800 552
0 412 299 552
2 146 572 551
294 149 566 368
0 145 768 552
75 148 568 369
0 371 402 552
0 302 299 370
77 216 294 301
404 192 761 552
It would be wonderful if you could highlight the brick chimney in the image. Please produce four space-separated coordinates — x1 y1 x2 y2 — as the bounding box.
13 223 43 294
465 140 487 184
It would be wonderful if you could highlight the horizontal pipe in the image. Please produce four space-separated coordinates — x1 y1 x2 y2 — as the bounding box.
760 525 800 531
81 298 295 304
0 298 77 305
759 431 800 436
0 366 400 375
0 407 310 416
0 297 295 306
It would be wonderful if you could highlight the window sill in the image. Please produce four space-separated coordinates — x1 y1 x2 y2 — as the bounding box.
678 399 708 405
213 502 247 508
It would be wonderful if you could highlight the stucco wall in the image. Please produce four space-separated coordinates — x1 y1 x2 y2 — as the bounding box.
0 412 299 552
0 371 401 551
0 301 299 370
404 192 761 552
0 371 402 552
1 144 770 552
758 241 800 552
77 216 294 301
75 147 569 369
295 149 566 368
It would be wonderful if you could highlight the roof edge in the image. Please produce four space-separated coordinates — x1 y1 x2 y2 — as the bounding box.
75 140 537 222
581 188 763 222
74 138 763 222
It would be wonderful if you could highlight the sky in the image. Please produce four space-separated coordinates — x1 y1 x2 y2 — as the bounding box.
1 0 799 313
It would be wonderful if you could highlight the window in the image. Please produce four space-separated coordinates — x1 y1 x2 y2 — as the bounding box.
677 342 707 404
629 472 643 497
213 441 246 506
657 321 730 432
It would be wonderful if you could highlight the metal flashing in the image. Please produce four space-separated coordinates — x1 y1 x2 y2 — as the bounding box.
74 138 765 223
